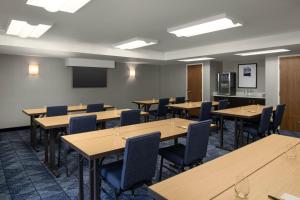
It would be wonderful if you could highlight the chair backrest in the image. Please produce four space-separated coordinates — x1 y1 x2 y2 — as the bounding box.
175 97 185 104
86 103 104 113
157 98 170 116
120 110 141 126
121 132 161 190
184 120 211 165
199 102 212 121
46 106 68 117
258 106 273 134
69 115 97 134
218 99 229 110
272 104 286 129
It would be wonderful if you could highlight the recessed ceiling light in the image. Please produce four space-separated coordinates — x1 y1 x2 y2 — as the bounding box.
26 0 91 13
113 38 158 50
178 57 215 62
235 49 290 56
6 20 52 38
168 14 242 37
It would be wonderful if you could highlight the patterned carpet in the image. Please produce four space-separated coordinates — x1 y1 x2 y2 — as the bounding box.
0 119 299 200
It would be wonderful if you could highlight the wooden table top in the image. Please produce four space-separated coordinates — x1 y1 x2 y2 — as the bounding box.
149 135 300 200
132 98 176 105
167 101 219 110
22 104 114 116
61 118 215 160
212 105 274 119
34 109 148 129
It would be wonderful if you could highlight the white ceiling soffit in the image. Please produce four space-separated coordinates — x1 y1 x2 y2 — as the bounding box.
65 58 115 68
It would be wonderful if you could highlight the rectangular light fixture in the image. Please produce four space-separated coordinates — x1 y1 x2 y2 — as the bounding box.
6 20 51 38
29 64 39 75
178 57 215 62
168 14 242 37
235 49 290 56
113 38 158 50
26 0 91 13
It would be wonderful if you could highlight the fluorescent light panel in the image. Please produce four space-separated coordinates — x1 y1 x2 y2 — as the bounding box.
168 14 242 37
179 57 215 62
6 20 51 38
114 38 158 50
235 49 290 56
26 0 90 13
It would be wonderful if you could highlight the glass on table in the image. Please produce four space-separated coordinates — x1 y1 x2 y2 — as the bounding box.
234 175 250 199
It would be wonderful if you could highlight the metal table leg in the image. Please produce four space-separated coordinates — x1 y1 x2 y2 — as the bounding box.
49 129 59 177
94 158 101 200
44 129 49 165
234 118 239 149
216 116 233 151
30 116 39 151
89 160 94 200
78 154 84 200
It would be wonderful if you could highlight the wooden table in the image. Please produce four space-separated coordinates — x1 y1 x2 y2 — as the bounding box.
149 135 300 200
22 104 114 151
212 105 274 150
62 118 216 200
132 98 176 112
35 109 148 177
167 101 219 118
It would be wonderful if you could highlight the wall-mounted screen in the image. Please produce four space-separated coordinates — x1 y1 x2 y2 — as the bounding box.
72 67 107 88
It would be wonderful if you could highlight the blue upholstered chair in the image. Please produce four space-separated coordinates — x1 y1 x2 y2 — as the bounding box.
100 132 161 199
64 115 97 176
199 102 212 121
86 103 104 113
46 106 68 117
151 98 170 120
175 97 185 104
212 99 229 127
173 97 186 117
159 120 211 180
120 110 141 126
240 106 273 144
45 106 68 166
270 104 286 134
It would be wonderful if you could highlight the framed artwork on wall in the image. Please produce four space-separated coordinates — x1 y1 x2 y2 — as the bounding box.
238 63 257 88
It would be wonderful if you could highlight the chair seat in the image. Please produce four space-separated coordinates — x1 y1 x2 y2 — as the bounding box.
159 144 185 166
101 160 123 189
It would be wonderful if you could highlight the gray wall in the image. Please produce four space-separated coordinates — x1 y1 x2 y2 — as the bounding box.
209 61 223 99
0 54 161 129
222 58 266 93
265 55 279 106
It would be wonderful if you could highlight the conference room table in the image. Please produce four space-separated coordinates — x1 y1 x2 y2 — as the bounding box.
212 104 275 150
167 101 219 118
22 104 114 151
149 134 300 200
61 118 216 200
132 97 176 112
34 108 148 177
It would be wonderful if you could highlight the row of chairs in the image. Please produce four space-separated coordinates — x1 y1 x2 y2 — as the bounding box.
64 114 211 199
150 97 185 119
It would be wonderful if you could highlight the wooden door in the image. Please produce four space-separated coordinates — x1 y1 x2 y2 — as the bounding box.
280 56 300 131
187 64 202 116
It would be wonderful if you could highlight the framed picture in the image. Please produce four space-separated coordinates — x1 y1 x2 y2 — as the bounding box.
238 63 257 88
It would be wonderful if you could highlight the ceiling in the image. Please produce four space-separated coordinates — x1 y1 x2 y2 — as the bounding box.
1 0 300 62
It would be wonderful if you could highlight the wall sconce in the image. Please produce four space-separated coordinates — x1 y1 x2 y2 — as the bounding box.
29 64 39 76
129 66 136 79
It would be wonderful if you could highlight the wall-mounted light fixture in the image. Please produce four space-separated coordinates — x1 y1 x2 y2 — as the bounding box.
129 66 136 80
29 63 39 76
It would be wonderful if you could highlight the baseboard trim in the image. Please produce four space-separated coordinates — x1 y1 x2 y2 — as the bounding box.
0 126 30 133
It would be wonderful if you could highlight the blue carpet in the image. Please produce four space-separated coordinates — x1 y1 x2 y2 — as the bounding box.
0 119 299 200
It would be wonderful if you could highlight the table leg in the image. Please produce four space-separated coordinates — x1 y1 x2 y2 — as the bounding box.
89 160 94 200
234 118 239 149
44 129 49 165
220 116 224 148
49 129 59 177
94 158 101 200
172 108 175 118
78 154 84 200
30 116 39 152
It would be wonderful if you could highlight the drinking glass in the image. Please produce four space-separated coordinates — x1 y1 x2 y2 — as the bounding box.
286 144 297 159
234 175 250 199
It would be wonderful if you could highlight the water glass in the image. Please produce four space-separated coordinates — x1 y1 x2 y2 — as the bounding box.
234 175 250 199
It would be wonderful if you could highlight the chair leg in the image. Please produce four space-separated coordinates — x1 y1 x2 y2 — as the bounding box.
159 156 164 181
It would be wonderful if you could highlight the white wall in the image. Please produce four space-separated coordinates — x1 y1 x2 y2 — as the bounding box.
0 54 161 129
222 58 266 93
265 55 279 106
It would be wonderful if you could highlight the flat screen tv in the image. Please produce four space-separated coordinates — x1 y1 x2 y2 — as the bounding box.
72 67 107 88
